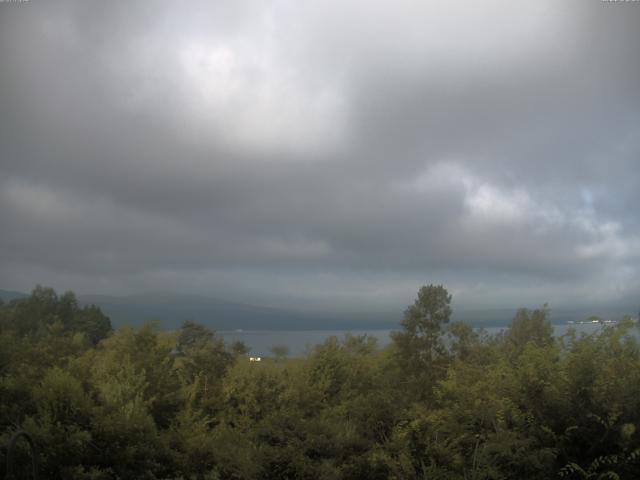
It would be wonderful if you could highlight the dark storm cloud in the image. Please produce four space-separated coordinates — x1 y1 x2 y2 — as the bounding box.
1 0 639 310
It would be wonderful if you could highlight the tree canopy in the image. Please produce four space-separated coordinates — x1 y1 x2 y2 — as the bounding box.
1 285 639 479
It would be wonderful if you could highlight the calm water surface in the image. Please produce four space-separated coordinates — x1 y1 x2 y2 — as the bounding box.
219 323 611 357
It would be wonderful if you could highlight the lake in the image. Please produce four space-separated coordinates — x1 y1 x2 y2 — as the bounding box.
219 322 611 357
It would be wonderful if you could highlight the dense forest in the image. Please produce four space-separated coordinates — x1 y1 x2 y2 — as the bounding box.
1 285 639 479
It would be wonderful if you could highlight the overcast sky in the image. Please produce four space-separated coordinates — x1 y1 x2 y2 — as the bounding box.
1 0 639 315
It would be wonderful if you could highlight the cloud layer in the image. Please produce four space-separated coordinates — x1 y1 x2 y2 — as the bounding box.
1 0 639 314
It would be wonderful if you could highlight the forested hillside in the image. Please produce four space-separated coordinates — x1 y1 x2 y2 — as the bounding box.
1 285 639 479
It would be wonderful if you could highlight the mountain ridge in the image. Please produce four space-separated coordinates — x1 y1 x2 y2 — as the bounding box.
1 288 637 331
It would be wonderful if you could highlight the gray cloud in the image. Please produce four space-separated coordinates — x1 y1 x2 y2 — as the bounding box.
1 0 639 314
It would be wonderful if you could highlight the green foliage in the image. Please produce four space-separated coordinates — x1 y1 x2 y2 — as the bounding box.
2 285 640 479
391 284 452 400
504 306 554 358
0 286 112 345
271 344 290 362
392 285 452 366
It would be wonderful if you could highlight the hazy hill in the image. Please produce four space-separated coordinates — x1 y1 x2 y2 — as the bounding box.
0 289 27 302
1 288 636 330
1 289 395 330
76 292 397 331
